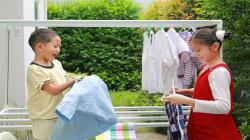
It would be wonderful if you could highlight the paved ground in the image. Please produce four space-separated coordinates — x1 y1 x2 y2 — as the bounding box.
136 132 167 140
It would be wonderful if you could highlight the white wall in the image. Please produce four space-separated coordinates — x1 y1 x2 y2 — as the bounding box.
0 27 8 110
0 0 46 110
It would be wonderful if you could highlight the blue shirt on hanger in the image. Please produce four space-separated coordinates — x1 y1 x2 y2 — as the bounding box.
50 75 117 140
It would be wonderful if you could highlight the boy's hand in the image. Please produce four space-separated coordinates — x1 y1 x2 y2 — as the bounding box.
73 76 85 83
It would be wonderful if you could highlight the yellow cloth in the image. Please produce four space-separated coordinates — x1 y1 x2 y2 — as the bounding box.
27 59 66 120
31 119 57 140
96 131 107 140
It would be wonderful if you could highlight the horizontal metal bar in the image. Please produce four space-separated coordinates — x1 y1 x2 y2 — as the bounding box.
0 117 167 123
118 116 167 121
115 106 165 110
0 20 223 29
116 111 166 115
3 108 27 112
0 119 30 123
5 106 166 112
0 125 32 130
0 123 169 130
0 110 190 117
115 106 191 110
134 122 169 128
3 106 191 112
116 106 191 109
0 112 28 117
116 110 190 115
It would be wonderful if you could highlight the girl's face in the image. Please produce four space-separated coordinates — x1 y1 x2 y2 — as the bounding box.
189 39 219 63
42 36 61 62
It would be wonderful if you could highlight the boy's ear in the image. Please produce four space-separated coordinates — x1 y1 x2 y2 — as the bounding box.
35 42 44 52
211 42 220 52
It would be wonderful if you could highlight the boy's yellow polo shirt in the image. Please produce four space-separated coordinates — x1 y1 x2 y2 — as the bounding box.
27 59 66 119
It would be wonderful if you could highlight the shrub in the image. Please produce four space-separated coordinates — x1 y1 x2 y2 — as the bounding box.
47 0 143 91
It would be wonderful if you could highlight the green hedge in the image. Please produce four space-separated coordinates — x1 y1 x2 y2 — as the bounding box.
47 0 143 90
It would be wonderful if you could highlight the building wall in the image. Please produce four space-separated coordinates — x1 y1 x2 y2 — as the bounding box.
0 0 44 110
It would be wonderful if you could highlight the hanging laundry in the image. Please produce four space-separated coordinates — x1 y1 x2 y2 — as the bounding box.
154 29 179 95
178 30 192 43
179 31 203 87
167 28 191 88
50 75 117 140
142 29 158 93
167 28 190 55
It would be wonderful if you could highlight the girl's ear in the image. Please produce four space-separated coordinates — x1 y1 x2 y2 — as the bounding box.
211 42 220 52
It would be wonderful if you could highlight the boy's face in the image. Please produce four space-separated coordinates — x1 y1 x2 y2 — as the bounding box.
39 36 61 62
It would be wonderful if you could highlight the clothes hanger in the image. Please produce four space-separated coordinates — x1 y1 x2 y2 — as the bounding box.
179 27 188 33
145 26 154 44
161 25 164 30
145 25 153 38
157 24 164 31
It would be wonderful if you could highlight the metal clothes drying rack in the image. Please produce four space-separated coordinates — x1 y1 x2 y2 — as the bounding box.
0 20 223 131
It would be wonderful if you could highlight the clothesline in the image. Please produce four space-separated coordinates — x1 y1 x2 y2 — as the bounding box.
0 20 223 29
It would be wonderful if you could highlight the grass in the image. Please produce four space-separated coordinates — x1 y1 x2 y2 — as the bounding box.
110 91 163 106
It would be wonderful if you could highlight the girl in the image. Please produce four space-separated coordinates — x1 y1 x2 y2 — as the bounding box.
161 28 241 140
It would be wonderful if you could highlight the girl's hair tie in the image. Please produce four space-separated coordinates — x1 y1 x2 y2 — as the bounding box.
216 30 226 42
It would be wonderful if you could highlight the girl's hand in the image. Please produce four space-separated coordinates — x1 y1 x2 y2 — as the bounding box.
175 88 194 95
161 94 195 107
161 94 187 105
175 88 187 94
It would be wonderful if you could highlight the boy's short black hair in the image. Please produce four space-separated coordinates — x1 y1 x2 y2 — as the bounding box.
28 28 58 51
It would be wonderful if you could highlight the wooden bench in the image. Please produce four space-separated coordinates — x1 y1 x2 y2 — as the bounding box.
0 106 191 131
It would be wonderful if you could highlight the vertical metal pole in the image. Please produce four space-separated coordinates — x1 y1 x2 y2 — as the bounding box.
217 21 223 58
216 20 223 30
5 26 11 109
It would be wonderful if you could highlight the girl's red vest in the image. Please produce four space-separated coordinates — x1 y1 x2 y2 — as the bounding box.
187 63 241 140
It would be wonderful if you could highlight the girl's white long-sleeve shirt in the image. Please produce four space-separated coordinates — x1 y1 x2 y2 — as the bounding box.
193 67 231 114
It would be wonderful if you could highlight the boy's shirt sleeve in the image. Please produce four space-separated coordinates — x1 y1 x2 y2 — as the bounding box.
28 67 52 92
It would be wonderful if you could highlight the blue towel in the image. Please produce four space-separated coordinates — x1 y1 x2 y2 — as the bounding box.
50 75 117 140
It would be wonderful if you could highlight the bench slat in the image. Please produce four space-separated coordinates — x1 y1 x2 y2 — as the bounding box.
118 116 167 121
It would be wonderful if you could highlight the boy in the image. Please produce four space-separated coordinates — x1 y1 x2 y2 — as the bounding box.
27 28 76 140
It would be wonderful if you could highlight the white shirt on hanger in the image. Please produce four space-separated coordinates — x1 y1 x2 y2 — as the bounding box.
167 28 190 88
167 28 190 54
142 30 158 93
154 29 179 95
